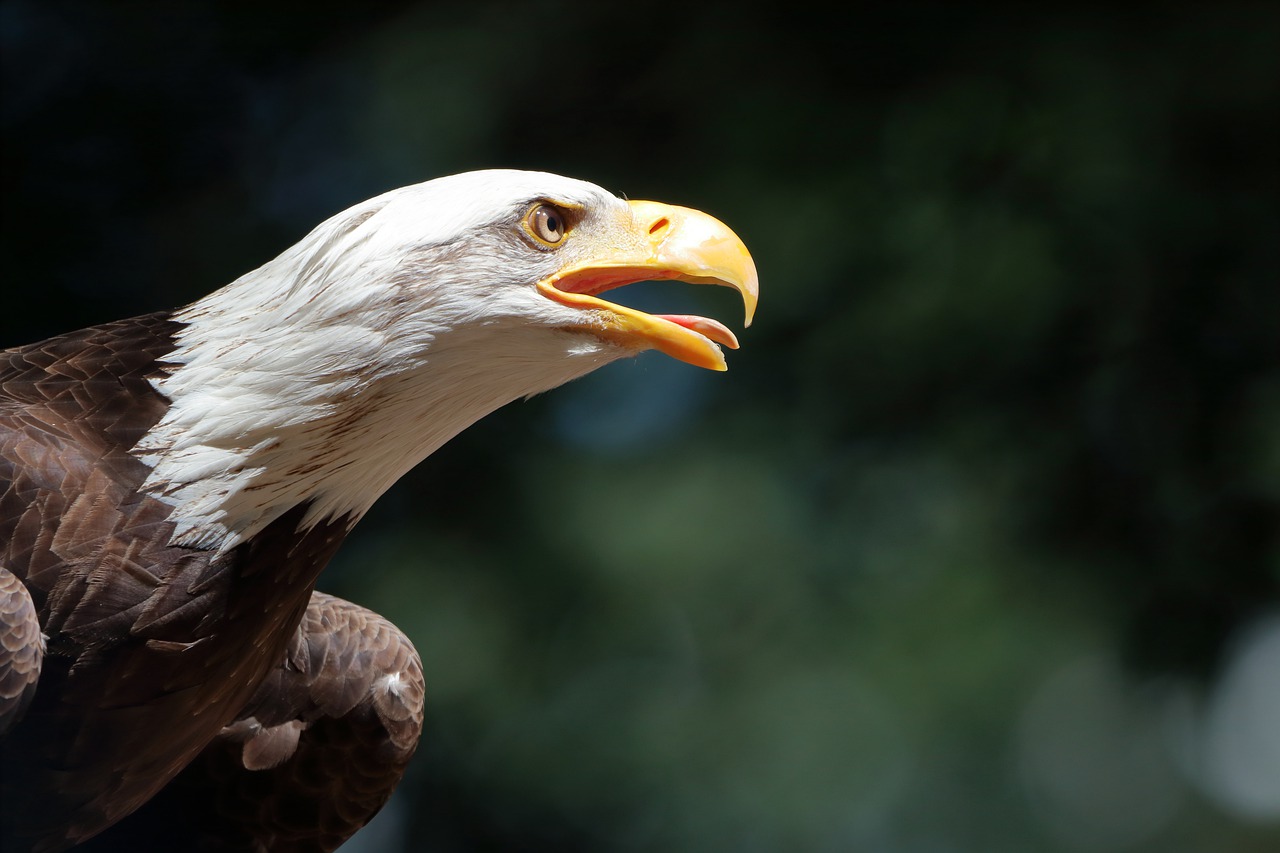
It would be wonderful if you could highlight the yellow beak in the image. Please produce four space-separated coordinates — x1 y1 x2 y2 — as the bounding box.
537 200 759 371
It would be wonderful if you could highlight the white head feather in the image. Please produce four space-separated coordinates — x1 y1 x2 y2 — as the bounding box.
136 170 634 550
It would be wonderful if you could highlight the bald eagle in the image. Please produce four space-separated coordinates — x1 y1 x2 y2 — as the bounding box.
0 170 757 851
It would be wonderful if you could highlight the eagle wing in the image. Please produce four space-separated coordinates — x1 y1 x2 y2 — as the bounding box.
0 567 43 734
76 591 426 852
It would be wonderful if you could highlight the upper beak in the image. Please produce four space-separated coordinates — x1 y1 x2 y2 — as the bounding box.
537 199 759 371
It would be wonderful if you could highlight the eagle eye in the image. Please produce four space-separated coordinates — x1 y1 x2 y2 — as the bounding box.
524 203 569 247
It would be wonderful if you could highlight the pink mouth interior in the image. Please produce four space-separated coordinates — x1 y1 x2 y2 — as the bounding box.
551 267 738 349
553 266 687 296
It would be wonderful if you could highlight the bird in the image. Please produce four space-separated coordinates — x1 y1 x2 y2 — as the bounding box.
0 169 758 851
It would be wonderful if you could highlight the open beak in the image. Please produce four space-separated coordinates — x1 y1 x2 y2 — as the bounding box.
537 200 759 371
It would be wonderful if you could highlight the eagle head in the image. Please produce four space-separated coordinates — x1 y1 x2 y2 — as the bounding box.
138 170 759 549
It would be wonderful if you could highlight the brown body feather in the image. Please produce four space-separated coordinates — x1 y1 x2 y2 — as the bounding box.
0 316 423 851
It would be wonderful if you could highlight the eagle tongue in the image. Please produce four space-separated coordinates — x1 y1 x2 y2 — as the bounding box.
653 314 740 350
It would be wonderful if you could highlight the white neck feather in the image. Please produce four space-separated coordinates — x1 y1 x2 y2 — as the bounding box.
134 173 624 551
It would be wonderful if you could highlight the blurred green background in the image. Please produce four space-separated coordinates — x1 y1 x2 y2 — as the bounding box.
2 2 1278 851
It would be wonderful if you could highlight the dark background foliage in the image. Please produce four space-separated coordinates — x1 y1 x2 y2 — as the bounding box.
2 2 1278 850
